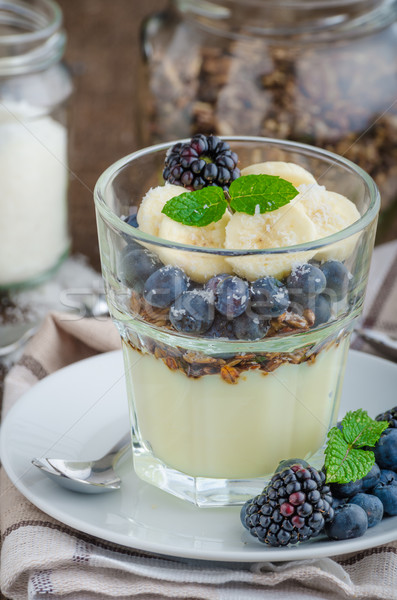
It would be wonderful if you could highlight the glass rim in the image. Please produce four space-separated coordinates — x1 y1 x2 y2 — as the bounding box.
94 136 380 257
0 0 62 44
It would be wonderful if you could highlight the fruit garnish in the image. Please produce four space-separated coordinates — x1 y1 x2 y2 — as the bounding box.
161 173 299 227
163 134 240 191
241 463 334 547
324 409 388 484
376 405 397 428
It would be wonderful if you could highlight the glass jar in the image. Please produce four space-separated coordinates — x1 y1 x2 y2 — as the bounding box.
138 0 397 221
0 0 72 289
94 136 379 506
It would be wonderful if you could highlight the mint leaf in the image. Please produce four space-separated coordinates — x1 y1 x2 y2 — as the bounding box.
324 427 375 484
341 409 388 448
229 174 298 215
324 409 388 484
161 187 227 227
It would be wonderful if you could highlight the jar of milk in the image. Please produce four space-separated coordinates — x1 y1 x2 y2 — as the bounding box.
0 0 72 288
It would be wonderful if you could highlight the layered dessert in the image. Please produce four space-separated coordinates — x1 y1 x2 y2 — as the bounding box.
99 135 372 505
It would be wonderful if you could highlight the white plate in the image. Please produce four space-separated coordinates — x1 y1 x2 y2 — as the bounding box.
1 349 397 563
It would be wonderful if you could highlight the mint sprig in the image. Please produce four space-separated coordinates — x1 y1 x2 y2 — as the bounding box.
161 174 298 227
161 187 228 227
324 409 388 484
229 175 298 215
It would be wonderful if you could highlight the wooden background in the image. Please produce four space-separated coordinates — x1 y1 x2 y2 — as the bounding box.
58 0 166 270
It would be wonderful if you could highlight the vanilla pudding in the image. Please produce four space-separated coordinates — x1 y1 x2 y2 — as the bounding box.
123 334 349 479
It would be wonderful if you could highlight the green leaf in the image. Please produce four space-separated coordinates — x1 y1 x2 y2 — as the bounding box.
341 409 389 448
161 187 228 227
324 409 388 484
229 174 298 215
324 427 375 483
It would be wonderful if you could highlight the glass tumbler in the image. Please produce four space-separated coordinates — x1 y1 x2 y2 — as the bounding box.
94 137 379 507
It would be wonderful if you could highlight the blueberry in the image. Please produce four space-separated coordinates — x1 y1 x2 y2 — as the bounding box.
320 260 350 301
286 263 326 298
324 504 368 540
143 266 188 308
361 463 381 491
233 312 270 340
379 469 397 485
250 276 289 318
313 294 331 326
374 428 397 470
119 246 163 291
170 290 214 334
123 213 139 228
205 313 235 339
332 497 347 509
349 493 384 528
373 477 397 515
215 276 250 319
204 273 231 296
330 478 363 499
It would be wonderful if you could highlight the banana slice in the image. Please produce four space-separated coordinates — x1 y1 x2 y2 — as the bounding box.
224 201 318 281
297 184 360 261
241 161 317 188
157 212 233 283
137 183 185 237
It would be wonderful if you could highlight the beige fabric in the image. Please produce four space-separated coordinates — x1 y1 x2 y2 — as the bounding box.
2 243 397 600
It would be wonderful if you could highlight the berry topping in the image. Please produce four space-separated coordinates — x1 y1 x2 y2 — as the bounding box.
349 493 384 528
376 406 397 429
143 266 189 308
214 276 250 319
325 504 368 540
320 260 350 301
123 213 138 228
286 263 326 298
250 276 290 318
241 463 334 547
232 312 270 341
163 134 240 191
119 246 163 292
170 289 215 334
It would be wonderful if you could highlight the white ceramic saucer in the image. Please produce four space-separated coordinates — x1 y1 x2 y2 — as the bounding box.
1 349 397 562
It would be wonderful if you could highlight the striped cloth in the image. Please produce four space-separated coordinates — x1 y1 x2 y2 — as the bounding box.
1 242 397 600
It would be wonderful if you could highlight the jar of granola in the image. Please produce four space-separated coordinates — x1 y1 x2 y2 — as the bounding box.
138 0 397 218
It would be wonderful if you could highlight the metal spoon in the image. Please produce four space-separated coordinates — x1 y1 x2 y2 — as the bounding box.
31 432 131 493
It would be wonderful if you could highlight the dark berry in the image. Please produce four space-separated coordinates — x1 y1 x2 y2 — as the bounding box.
205 313 235 339
163 135 240 191
379 469 397 485
123 213 139 228
143 266 188 308
320 260 350 301
170 289 214 334
242 463 333 547
361 463 381 491
324 504 368 540
286 263 326 298
373 473 397 515
240 500 252 530
250 276 290 318
374 428 397 470
330 478 363 499
233 312 270 340
275 458 310 473
313 294 331 326
376 406 397 429
204 273 231 296
215 276 249 319
119 246 163 292
349 493 384 528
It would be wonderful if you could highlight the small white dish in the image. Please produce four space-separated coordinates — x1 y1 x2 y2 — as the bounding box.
1 349 397 563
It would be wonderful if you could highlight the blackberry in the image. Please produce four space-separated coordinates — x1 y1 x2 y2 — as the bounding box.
376 406 397 428
241 464 334 547
163 134 240 191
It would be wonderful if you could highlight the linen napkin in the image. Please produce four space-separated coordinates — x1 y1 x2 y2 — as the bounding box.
2 241 397 600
